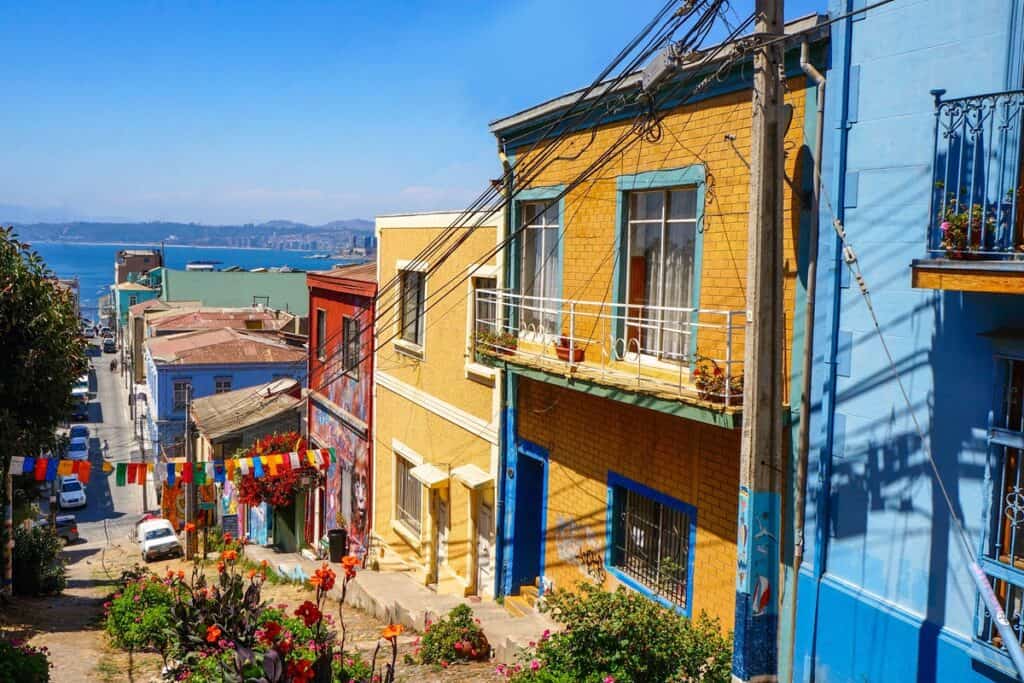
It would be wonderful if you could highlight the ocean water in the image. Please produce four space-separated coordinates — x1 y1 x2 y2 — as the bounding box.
30 241 349 317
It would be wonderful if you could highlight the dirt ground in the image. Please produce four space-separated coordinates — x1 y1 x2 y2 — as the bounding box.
0 532 498 682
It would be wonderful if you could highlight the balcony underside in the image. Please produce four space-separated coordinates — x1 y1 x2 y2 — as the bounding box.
911 259 1024 295
477 349 741 429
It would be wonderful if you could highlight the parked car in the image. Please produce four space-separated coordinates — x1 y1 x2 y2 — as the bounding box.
70 399 89 422
35 514 79 545
102 339 117 353
137 518 183 562
83 328 96 339
58 476 87 509
69 424 89 440
100 327 113 338
67 437 89 461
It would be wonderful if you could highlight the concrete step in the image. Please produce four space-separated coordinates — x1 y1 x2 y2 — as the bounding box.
503 595 531 618
519 585 538 607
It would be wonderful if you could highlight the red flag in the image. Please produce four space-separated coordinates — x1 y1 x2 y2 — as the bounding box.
182 463 193 484
319 449 330 470
126 463 137 484
278 454 292 472
74 461 91 484
34 457 47 481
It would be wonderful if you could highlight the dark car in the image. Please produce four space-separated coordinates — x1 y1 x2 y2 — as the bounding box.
70 400 89 421
102 339 117 353
35 514 79 544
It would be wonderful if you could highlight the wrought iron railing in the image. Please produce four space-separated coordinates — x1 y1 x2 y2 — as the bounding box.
473 289 745 405
929 89 1024 259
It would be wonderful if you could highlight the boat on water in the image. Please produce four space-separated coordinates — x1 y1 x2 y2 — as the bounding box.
304 253 331 259
185 260 221 271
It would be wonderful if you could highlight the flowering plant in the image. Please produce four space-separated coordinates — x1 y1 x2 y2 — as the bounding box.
234 432 320 507
692 354 742 405
938 196 993 258
416 604 490 666
0 638 52 683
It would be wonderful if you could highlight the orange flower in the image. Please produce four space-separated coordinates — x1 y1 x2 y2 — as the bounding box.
205 625 222 643
176 570 185 580
381 623 404 639
184 522 196 533
260 559 269 569
220 549 238 562
247 569 257 580
216 561 225 573
311 564 336 591
340 555 359 569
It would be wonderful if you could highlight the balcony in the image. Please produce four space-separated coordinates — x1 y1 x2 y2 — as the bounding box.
473 289 744 427
911 89 1024 294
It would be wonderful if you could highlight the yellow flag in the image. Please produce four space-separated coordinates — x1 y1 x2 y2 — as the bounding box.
57 460 74 476
102 460 114 473
306 450 317 466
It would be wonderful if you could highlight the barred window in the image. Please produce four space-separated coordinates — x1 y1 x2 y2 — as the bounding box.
396 455 422 535
343 316 360 379
399 270 425 347
214 377 232 394
173 380 191 409
316 308 327 361
610 480 691 609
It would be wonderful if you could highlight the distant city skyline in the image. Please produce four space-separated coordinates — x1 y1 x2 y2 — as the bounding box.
0 1 823 225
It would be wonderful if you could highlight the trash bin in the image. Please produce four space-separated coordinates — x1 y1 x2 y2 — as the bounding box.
327 528 348 563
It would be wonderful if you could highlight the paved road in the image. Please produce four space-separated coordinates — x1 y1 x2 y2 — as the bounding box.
46 342 157 540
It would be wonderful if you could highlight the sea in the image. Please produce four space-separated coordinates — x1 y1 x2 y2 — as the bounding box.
30 241 355 318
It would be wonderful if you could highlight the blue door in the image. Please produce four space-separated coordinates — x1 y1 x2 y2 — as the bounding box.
508 445 546 593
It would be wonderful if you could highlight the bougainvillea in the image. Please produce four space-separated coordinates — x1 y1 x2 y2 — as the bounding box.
233 432 321 507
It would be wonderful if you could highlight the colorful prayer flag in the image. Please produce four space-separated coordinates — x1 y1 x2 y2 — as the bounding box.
214 461 225 484
115 462 127 486
57 460 74 477
102 460 114 474
45 458 58 481
75 461 91 484
21 457 35 475
225 459 236 481
239 458 251 476
252 457 264 478
10 456 23 473
166 463 175 485
181 463 193 484
34 458 48 481
306 450 317 467
194 464 206 485
289 451 301 470
127 463 138 484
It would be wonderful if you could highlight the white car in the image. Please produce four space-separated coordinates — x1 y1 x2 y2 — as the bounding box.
67 437 89 461
83 328 96 339
137 519 183 562
58 476 87 509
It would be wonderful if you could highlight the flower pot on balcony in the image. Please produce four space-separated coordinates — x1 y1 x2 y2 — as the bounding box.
554 338 585 363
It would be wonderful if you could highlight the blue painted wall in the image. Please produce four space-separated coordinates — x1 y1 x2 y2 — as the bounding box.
798 1 1024 681
115 286 159 326
144 351 304 449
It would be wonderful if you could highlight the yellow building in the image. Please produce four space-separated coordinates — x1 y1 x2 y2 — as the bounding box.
481 18 825 627
372 210 505 598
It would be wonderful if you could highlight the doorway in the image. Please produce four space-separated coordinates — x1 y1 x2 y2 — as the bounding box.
477 501 494 596
506 441 547 594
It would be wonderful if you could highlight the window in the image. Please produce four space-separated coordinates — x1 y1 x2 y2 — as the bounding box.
316 308 327 361
173 380 191 409
399 270 425 347
519 202 560 333
979 356 1024 649
342 316 360 379
129 295 138 306
610 476 692 609
473 276 498 336
396 454 422 535
214 377 232 394
624 188 698 362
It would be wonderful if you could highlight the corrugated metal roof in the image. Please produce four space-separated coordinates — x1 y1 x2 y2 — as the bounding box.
148 307 293 333
145 327 306 365
311 261 377 283
191 378 301 441
160 269 310 316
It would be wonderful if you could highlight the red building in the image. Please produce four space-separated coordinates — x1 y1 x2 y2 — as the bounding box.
306 262 376 557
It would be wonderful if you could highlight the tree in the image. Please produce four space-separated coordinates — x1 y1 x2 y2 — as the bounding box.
0 227 88 595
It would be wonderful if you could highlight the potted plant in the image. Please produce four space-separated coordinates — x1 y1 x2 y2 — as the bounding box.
693 355 743 406
938 194 992 259
474 330 518 355
553 336 585 363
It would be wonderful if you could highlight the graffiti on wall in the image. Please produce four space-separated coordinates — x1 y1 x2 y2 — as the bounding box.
553 514 606 583
248 502 270 546
311 401 370 557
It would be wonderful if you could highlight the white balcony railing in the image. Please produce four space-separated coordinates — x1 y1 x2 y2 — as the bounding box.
473 289 745 406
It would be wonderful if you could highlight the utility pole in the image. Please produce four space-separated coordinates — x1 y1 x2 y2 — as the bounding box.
140 438 148 514
3 471 12 596
734 1 785 682
184 385 197 558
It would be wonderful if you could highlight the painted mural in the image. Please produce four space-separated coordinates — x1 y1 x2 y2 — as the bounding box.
247 502 270 545
312 400 370 557
161 481 216 529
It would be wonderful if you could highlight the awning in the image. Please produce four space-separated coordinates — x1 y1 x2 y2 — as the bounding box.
409 463 449 489
450 464 494 490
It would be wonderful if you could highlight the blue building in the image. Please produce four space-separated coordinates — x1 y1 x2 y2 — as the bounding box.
795 1 1024 681
142 327 306 454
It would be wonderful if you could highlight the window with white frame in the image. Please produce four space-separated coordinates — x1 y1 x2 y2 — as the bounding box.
395 454 422 534
173 380 192 409
214 376 232 394
342 315 360 379
316 308 327 361
609 477 692 609
519 201 560 334
624 188 698 362
399 270 425 347
473 276 498 336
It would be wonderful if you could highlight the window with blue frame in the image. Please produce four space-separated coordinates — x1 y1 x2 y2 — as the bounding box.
608 473 694 610
519 201 561 334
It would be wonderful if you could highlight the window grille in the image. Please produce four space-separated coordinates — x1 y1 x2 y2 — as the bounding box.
396 455 422 535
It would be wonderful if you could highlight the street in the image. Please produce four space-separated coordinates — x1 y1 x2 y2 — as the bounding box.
49 341 156 539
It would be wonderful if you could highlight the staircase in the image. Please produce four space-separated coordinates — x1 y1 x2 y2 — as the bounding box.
503 581 540 617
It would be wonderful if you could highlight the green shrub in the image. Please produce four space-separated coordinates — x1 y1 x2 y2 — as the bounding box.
12 524 65 596
507 583 731 683
0 639 51 682
418 604 490 664
104 571 178 660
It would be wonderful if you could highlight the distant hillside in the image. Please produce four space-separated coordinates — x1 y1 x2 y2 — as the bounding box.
7 219 374 251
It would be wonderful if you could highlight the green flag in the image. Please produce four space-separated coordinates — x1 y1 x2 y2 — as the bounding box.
194 465 207 485
115 462 127 487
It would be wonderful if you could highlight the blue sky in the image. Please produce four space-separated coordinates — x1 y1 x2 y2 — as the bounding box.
0 1 824 225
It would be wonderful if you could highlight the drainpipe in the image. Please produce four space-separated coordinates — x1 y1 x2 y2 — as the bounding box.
780 39 825 683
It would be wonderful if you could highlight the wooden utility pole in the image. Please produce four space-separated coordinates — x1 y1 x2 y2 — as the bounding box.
185 385 197 558
734 0 785 681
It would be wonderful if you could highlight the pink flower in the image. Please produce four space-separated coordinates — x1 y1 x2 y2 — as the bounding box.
604 677 616 683
940 221 951 232
531 659 541 671
541 629 551 641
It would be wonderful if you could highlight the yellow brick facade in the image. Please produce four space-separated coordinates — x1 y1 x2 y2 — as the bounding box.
502 80 810 628
373 212 504 597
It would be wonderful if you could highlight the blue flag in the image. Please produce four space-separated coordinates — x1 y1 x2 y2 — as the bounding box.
45 458 58 481
22 457 35 475
214 461 225 484
252 457 264 479
166 463 175 486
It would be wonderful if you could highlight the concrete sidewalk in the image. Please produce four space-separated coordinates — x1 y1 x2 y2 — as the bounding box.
243 544 555 663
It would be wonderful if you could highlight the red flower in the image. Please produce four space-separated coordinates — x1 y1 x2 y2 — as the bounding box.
185 522 196 533
205 625 222 643
310 564 336 591
294 600 322 627
286 658 315 681
259 621 282 644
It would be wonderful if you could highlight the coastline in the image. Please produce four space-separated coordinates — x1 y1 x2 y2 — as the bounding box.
27 240 315 253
